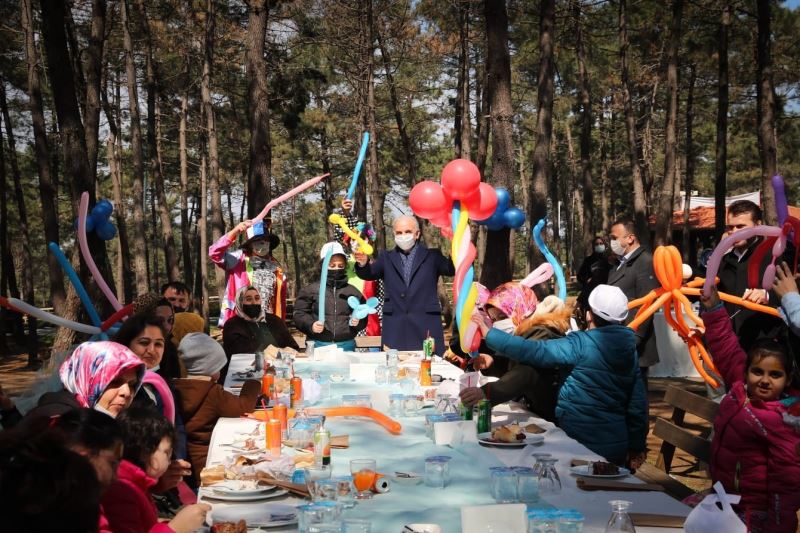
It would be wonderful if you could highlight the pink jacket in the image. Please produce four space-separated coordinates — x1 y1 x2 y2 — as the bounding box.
208 234 287 326
704 306 800 532
101 460 175 533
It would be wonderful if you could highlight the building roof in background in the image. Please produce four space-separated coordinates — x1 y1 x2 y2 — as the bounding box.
650 205 800 230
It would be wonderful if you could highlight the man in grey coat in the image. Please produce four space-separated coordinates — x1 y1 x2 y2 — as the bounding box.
607 218 660 388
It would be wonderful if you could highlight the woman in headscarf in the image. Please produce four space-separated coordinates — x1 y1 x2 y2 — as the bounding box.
221 286 299 377
0 341 145 428
451 283 573 422
209 219 287 327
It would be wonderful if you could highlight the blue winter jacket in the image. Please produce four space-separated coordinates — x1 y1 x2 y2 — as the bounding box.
485 325 647 465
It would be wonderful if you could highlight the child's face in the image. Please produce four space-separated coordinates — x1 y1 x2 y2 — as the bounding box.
146 437 173 480
746 355 789 402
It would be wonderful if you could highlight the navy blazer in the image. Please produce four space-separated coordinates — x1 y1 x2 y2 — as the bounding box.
355 243 455 355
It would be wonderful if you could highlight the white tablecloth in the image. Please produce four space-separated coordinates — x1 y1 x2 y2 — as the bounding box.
207 352 690 532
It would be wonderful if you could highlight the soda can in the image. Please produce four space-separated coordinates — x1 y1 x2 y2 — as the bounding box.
422 336 435 358
274 404 288 436
266 419 282 456
476 399 491 433
460 402 473 420
290 376 303 408
261 373 275 400
313 427 331 467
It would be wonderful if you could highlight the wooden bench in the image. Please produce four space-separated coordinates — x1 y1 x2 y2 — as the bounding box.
636 385 719 500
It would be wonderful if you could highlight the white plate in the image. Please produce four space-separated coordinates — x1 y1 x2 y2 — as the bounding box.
569 464 630 479
208 503 298 528
477 432 544 448
208 480 275 496
205 488 288 502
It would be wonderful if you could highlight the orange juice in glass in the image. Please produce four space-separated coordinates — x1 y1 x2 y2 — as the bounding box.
350 459 377 500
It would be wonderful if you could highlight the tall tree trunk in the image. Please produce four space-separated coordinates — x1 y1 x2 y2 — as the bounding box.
121 0 149 294
715 3 730 238
41 0 107 350
480 0 514 290
199 148 210 326
683 64 696 262
527 0 555 270
454 2 472 159
375 25 418 185
364 0 385 251
63 4 87 119
655 0 682 246
179 87 194 286
756 0 778 225
103 67 134 303
202 0 226 301
245 0 272 219
573 0 594 256
84 0 106 178
21 0 65 313
618 0 650 248
0 81 38 363
0 108 25 343
600 99 612 231
135 0 179 283
475 61 490 176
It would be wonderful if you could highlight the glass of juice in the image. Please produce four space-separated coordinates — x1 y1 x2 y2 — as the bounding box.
350 459 377 500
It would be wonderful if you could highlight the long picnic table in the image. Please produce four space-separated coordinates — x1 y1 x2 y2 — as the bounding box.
202 351 691 532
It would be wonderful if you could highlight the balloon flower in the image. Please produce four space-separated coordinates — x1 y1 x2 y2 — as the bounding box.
348 296 379 320
628 245 780 388
409 159 501 354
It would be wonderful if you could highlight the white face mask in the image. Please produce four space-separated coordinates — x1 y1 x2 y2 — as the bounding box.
492 318 516 334
395 234 416 251
594 244 606 254
610 239 627 257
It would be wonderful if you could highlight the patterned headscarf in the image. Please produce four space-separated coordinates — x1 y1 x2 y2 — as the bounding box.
485 282 539 326
234 285 266 323
59 341 145 409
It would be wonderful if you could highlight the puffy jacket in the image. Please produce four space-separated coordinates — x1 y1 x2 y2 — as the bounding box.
704 306 800 532
485 325 647 465
173 376 260 482
101 460 175 533
293 275 368 342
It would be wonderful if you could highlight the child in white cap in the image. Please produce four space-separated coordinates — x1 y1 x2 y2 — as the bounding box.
293 242 369 351
471 284 647 469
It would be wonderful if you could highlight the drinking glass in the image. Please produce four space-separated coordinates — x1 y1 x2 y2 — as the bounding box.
389 394 405 418
556 510 585 533
342 519 371 533
441 397 459 415
354 394 372 408
304 465 332 500
350 459 377 500
490 467 517 503
424 455 451 488
403 394 424 416
512 466 538 503
425 414 446 440
315 479 339 502
537 458 561 494
374 364 388 385
334 475 356 509
531 453 552 477
435 394 451 413
386 349 399 367
306 340 316 361
604 500 636 533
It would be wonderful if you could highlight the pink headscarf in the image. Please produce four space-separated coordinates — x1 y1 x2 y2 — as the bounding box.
59 341 145 409
485 282 539 326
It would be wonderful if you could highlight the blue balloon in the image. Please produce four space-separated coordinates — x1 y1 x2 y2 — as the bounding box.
503 207 525 229
96 221 117 241
76 215 95 233
495 188 510 211
483 210 506 231
92 199 114 219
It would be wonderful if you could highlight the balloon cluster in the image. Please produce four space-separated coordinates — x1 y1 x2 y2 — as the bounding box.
475 188 525 231
409 159 494 353
75 199 117 241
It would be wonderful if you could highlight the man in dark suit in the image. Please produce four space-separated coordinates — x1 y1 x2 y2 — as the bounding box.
717 200 792 352
607 218 660 388
354 215 455 355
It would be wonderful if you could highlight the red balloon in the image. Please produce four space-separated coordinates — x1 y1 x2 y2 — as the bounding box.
430 213 451 229
464 183 498 221
441 159 481 200
409 181 450 219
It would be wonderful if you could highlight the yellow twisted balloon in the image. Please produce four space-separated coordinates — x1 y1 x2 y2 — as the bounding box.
328 214 374 256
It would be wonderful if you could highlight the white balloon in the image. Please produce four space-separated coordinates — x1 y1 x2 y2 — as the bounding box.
8 298 101 334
